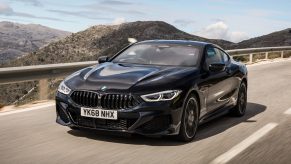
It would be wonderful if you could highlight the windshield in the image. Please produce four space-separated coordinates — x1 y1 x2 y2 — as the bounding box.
112 43 201 66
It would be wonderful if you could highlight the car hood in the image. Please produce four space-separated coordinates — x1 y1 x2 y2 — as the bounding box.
65 62 198 92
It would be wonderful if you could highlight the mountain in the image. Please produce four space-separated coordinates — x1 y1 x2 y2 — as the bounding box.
0 21 233 106
233 28 291 49
0 21 71 64
3 21 291 67
3 21 232 67
1 21 291 106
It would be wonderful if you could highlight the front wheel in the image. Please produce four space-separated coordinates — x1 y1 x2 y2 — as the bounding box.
177 94 199 142
231 82 247 117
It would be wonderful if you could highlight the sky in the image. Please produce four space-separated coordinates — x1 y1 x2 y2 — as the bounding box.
0 0 291 43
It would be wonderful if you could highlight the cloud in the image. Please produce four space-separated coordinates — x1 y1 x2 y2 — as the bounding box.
0 16 32 23
206 0 240 5
112 17 126 25
0 3 64 21
99 0 133 5
174 19 195 27
195 21 249 43
47 9 111 20
85 4 146 15
10 0 43 7
0 3 13 15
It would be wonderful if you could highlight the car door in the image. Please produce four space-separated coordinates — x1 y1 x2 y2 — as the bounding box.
204 45 233 112
218 48 241 104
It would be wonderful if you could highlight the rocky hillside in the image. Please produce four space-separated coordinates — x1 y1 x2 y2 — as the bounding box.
3 21 232 67
2 21 291 106
232 28 291 49
0 21 70 64
3 21 291 67
0 21 233 106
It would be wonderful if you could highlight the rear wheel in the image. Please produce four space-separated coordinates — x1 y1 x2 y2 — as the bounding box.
177 94 199 142
231 82 247 117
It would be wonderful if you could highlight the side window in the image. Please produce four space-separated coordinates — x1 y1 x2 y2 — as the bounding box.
217 49 230 63
206 46 223 64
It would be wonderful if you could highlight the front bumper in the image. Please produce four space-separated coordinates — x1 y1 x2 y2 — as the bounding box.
55 92 184 136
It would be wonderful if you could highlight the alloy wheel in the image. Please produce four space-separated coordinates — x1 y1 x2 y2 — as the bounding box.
184 97 198 139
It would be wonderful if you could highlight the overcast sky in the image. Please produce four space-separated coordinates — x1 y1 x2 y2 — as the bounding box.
0 0 291 42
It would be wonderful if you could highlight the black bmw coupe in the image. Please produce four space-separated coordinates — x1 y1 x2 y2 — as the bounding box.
56 40 248 141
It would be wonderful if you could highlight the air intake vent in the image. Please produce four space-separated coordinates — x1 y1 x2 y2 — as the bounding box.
101 94 137 109
70 91 98 107
70 91 139 109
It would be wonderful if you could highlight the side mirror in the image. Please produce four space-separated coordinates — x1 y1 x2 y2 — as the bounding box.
98 56 109 63
209 63 226 72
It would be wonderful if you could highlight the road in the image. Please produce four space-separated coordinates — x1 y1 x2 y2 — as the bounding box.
1 60 291 164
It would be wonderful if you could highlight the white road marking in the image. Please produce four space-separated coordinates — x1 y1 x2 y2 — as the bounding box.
0 103 54 117
211 123 278 164
284 108 291 115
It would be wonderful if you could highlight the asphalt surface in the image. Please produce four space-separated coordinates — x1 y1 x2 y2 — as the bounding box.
1 60 291 164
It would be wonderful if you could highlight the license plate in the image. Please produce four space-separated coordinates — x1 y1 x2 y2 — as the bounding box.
81 107 117 120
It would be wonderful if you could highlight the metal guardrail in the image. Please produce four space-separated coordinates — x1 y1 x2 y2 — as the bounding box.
0 61 98 101
0 46 291 101
0 61 98 84
226 46 291 63
226 46 291 55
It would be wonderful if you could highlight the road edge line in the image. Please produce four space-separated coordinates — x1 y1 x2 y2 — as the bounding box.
0 103 54 117
284 108 291 115
210 122 278 164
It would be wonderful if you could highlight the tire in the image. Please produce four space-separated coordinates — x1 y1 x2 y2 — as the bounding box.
177 94 199 142
231 82 247 117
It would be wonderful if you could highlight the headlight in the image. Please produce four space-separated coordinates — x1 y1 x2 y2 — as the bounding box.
58 81 71 95
141 90 182 102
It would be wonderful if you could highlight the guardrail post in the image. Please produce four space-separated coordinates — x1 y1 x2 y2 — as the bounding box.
281 51 284 58
39 79 48 100
249 54 253 64
265 52 269 59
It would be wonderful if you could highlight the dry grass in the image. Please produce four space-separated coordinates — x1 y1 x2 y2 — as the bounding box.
233 55 250 63
232 51 291 63
268 52 281 59
283 51 291 58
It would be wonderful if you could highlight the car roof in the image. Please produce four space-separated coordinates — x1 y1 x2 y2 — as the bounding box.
136 40 212 47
